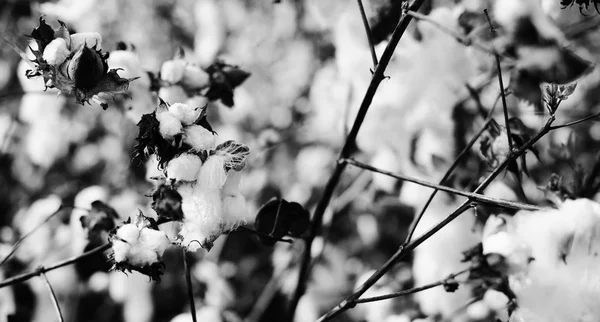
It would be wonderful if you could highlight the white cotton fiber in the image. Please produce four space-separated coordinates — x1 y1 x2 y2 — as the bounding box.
181 65 210 89
222 193 247 230
116 224 140 244
183 125 216 151
166 153 203 182
160 60 187 84
42 38 70 65
168 103 202 125
70 32 102 50
222 170 242 195
139 228 171 256
156 111 183 139
112 240 131 263
127 243 159 267
198 156 227 190
179 188 223 251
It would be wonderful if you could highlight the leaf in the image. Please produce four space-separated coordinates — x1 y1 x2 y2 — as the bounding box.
558 82 577 100
254 198 309 246
80 200 118 232
205 61 250 107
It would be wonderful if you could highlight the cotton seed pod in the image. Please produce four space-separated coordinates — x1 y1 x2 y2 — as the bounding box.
127 243 159 266
181 65 210 89
69 32 103 50
116 224 140 244
139 228 171 256
112 239 131 263
161 60 187 84
183 125 216 151
166 153 203 182
42 38 70 65
168 103 201 125
156 111 183 139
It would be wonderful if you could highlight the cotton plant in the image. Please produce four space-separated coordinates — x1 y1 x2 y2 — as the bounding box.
133 99 250 252
24 17 135 108
482 198 600 321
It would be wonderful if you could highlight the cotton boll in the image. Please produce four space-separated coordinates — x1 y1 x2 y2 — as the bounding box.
156 111 183 139
161 60 187 84
158 85 188 106
198 156 227 190
42 38 70 65
179 188 223 251
69 32 102 50
181 65 210 89
139 228 171 256
127 243 159 266
166 153 203 182
112 240 131 263
116 224 140 244
184 125 216 151
168 103 201 125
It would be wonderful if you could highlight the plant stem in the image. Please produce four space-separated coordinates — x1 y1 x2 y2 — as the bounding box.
549 111 600 130
317 115 556 322
343 158 545 211
40 271 65 322
183 249 197 322
286 0 426 319
356 0 378 69
0 243 111 289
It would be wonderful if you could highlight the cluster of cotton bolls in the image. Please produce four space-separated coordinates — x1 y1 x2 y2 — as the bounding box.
158 56 211 107
110 216 171 268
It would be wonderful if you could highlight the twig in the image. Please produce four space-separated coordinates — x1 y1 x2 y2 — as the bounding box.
0 206 70 267
549 111 600 130
0 243 111 289
40 271 65 322
317 115 557 322
405 10 498 57
354 267 470 304
404 96 497 244
356 0 378 69
484 9 513 152
342 158 545 211
286 0 427 319
183 249 198 322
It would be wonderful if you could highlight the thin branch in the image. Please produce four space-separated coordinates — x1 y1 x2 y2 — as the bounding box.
244 265 290 322
484 9 513 152
0 206 70 267
342 158 545 211
405 10 498 57
183 249 198 322
404 95 497 244
354 267 470 304
286 0 427 319
40 271 65 322
549 111 600 130
0 243 111 289
356 0 378 69
317 115 557 322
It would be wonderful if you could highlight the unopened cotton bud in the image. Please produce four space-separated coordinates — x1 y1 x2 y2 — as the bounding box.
161 60 187 84
184 125 216 151
198 156 227 189
116 224 140 244
166 154 203 182
70 32 102 50
112 240 130 263
139 228 171 256
168 103 201 125
181 65 210 89
156 111 183 139
42 38 70 65
127 243 159 266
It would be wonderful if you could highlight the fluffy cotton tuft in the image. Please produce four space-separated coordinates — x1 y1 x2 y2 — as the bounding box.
179 188 223 251
69 32 102 50
222 193 247 229
139 228 171 256
42 38 70 65
198 156 228 190
112 224 171 266
166 153 203 182
156 111 183 139
184 125 216 151
168 103 201 125
112 240 130 263
116 224 140 244
161 60 187 84
222 170 242 195
181 65 210 89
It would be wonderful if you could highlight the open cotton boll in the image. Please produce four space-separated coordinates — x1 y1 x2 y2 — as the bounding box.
161 60 187 84
166 153 203 182
69 32 102 50
156 111 183 139
184 125 216 151
42 38 70 65
222 193 247 230
112 239 131 263
181 64 210 89
116 224 140 244
168 103 201 125
127 243 159 267
139 228 171 256
198 156 227 190
179 188 224 251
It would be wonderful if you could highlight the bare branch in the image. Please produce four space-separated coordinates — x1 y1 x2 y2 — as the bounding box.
549 111 600 130
40 271 65 322
356 0 378 69
183 249 198 322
